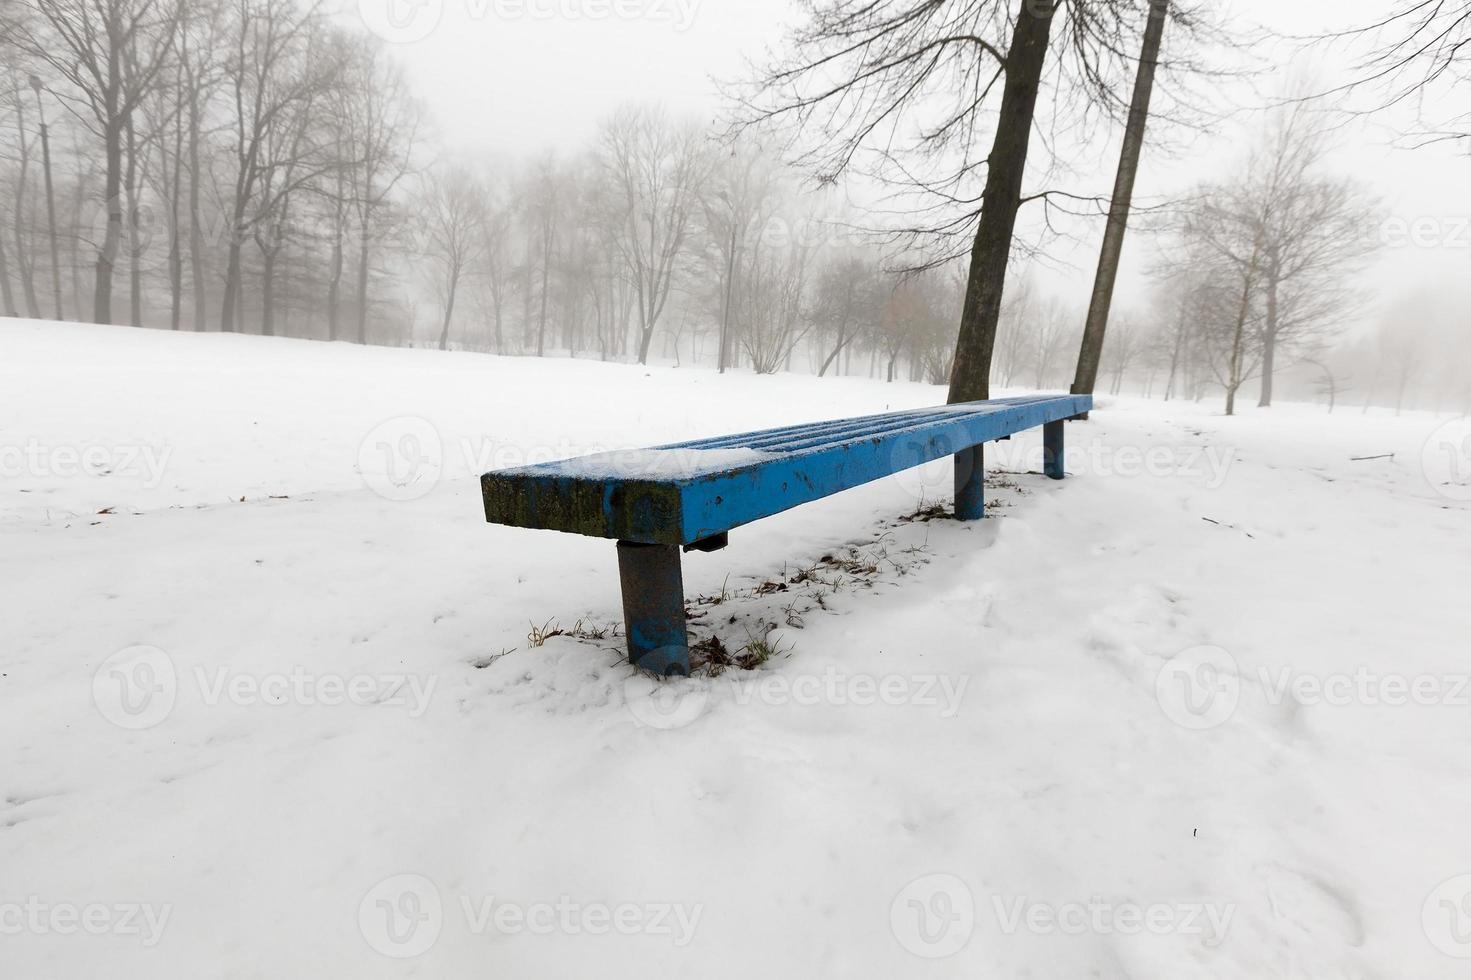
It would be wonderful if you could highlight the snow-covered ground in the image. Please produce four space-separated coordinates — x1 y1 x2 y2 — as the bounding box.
3 317 1469 978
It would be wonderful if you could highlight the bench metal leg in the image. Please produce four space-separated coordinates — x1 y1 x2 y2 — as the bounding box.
616 541 689 676
1043 420 1066 480
954 444 985 520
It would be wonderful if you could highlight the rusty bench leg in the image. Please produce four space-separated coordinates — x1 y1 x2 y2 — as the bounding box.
616 541 689 676
1043 420 1066 480
954 444 985 520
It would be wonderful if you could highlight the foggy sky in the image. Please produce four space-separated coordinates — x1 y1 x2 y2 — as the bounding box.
359 0 1470 323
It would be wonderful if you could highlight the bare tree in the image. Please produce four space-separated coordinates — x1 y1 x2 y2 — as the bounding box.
217 0 337 333
340 37 417 344
11 0 183 323
420 167 485 351
1072 0 1170 397
1246 105 1375 407
598 103 708 365
6 71 43 318
1100 312 1143 394
1031 295 1075 389
478 176 513 353
1319 2 1471 148
811 252 879 377
734 0 1219 403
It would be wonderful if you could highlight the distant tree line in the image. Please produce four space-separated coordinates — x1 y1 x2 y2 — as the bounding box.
0 0 1464 415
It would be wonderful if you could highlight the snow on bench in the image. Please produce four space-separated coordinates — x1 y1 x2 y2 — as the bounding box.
480 393 1092 676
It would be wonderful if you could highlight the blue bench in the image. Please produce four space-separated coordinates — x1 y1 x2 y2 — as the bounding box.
481 393 1091 675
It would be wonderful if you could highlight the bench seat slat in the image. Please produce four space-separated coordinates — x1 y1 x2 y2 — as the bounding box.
481 394 1090 546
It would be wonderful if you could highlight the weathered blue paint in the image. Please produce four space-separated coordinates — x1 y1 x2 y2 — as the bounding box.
616 541 689 675
482 394 1092 546
481 393 1091 675
1043 419 1066 480
953 445 986 520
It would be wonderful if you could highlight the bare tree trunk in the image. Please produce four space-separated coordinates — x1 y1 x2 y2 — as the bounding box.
1258 275 1279 407
12 94 41 319
0 222 16 316
168 108 184 330
125 113 142 327
96 111 124 325
188 88 207 331
1163 305 1186 401
261 250 277 337
438 272 459 350
220 222 244 332
327 172 344 341
536 230 552 357
1225 275 1252 417
1072 0 1169 397
948 1 1058 404
355 213 371 343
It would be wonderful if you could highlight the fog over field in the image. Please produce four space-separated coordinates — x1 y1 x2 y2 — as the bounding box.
2 1 1470 977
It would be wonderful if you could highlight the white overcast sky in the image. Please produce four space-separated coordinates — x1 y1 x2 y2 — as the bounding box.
354 0 1469 321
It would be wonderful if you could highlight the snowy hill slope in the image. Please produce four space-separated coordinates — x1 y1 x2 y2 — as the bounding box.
2 318 1469 978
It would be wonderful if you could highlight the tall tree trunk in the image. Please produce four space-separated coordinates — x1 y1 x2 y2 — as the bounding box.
12 96 40 319
1225 274 1253 417
220 234 243 333
261 249 276 337
0 220 17 316
125 113 142 327
537 236 552 357
327 173 344 341
355 211 371 344
168 72 185 330
96 117 123 324
947 0 1059 404
438 272 459 350
69 155 86 315
188 88 208 330
1071 0 1169 397
1163 304 1186 401
1258 275 1279 407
